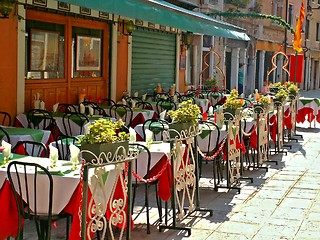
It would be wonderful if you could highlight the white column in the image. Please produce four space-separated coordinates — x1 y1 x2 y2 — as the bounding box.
247 54 256 94
110 23 118 101
316 60 320 89
310 58 315 90
258 50 265 91
230 47 240 90
17 6 26 114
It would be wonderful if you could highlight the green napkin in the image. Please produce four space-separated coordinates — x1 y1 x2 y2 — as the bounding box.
199 129 211 139
0 153 26 166
0 128 44 143
38 169 64 176
300 99 314 105
314 98 320 107
146 122 166 135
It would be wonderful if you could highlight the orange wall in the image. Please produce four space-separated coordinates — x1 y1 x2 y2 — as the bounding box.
0 14 18 120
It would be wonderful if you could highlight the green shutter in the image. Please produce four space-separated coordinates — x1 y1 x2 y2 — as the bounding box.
131 28 176 95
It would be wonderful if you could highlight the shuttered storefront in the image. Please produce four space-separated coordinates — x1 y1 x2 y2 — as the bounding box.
131 28 176 95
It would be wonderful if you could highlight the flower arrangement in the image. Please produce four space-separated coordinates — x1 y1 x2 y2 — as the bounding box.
274 88 289 101
167 99 200 126
205 76 217 89
286 82 299 95
256 94 272 106
269 82 282 88
79 119 129 144
223 89 245 109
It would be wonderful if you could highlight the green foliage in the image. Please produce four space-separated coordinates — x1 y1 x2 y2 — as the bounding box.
224 89 245 109
168 100 201 126
79 119 129 144
208 11 294 34
205 76 218 88
275 88 289 100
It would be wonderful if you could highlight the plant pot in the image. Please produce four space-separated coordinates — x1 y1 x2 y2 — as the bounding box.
223 108 241 120
81 141 129 163
169 122 193 138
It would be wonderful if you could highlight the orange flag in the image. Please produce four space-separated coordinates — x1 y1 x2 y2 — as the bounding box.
293 0 305 52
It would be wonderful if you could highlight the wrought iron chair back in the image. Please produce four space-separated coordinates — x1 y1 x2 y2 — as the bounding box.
0 111 12 126
26 109 56 132
57 103 77 113
109 104 133 127
55 134 79 160
142 119 169 142
12 140 48 158
0 126 10 144
7 161 70 240
62 112 89 136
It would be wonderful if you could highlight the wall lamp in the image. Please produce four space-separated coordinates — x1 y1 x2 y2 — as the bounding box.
120 20 136 36
181 31 194 49
0 0 14 18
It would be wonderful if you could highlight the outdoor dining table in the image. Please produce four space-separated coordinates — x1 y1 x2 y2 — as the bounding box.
296 97 320 126
14 112 114 136
102 106 157 128
0 126 53 156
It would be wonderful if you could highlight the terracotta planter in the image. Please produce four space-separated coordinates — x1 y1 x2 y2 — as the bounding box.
81 141 129 163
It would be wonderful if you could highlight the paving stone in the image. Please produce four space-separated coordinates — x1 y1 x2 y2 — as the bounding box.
252 223 299 239
206 231 249 240
278 198 314 209
271 207 308 220
294 230 320 240
216 221 260 238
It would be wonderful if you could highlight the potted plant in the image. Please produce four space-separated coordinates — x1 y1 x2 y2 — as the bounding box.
223 89 244 119
167 99 200 137
274 88 289 103
205 76 217 90
79 118 130 162
284 82 299 99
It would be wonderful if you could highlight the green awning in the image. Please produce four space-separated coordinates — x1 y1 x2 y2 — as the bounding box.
57 0 250 41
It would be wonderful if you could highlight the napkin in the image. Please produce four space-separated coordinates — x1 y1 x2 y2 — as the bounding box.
53 103 59 113
49 144 58 167
122 98 127 105
159 110 166 120
2 140 11 160
131 100 136 109
145 129 153 148
88 106 94 116
141 94 147 101
129 127 136 143
133 91 139 97
34 99 40 109
79 103 85 114
208 106 214 116
173 95 178 103
69 143 80 167
40 101 46 110
83 122 91 134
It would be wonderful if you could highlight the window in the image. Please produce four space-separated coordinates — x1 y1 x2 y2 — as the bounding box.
317 23 320 41
288 4 294 26
272 1 283 17
72 27 103 78
26 20 65 79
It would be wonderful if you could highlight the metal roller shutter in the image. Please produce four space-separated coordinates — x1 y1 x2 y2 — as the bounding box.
131 28 176 95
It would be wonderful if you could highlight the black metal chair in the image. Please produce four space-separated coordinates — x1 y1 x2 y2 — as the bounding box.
155 98 177 117
62 112 89 136
0 126 10 144
142 119 169 142
57 103 77 113
55 134 80 160
136 101 153 110
178 94 196 104
0 111 12 126
109 104 133 127
100 98 116 107
7 161 70 240
12 140 48 157
198 120 223 186
130 143 162 234
26 109 56 132
80 101 109 117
